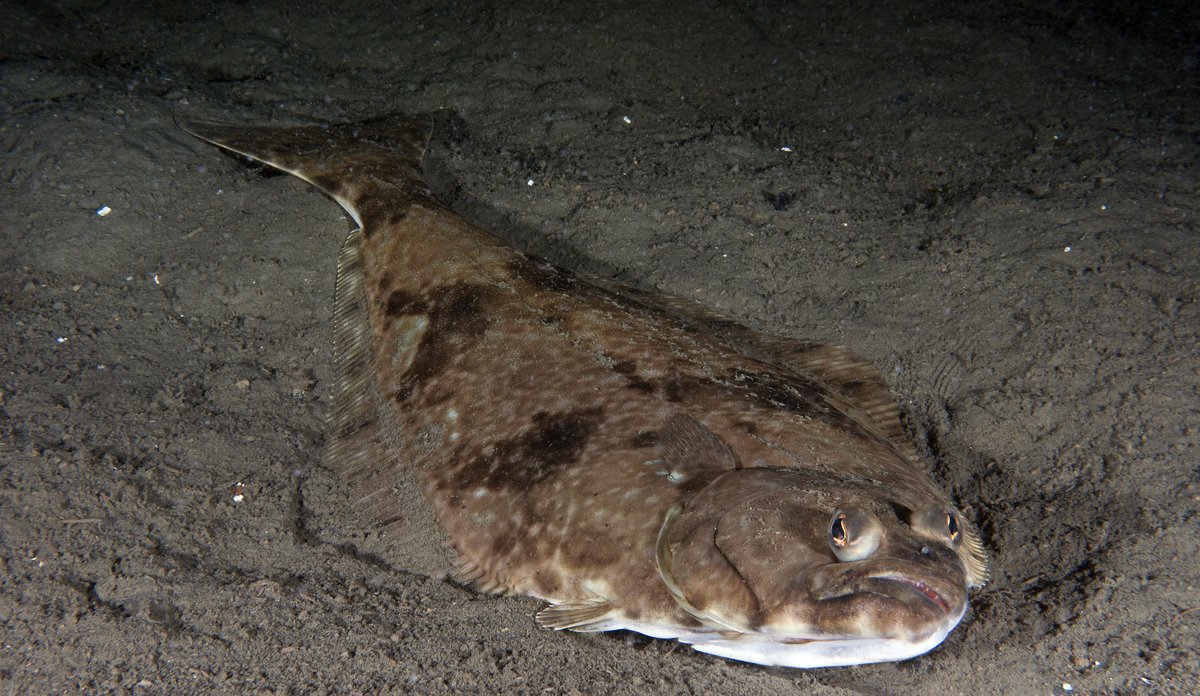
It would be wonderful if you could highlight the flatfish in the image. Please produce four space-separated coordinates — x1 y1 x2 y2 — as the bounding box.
184 114 987 668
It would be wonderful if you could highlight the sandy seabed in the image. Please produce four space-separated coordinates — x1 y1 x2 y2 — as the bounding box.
1 1 1197 693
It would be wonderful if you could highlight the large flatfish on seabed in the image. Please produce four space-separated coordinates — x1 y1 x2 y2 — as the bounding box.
183 113 988 668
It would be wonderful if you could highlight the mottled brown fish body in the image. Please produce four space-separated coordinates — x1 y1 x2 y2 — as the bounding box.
185 114 987 668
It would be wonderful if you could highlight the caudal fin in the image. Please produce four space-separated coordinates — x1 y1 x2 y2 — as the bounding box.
181 113 433 226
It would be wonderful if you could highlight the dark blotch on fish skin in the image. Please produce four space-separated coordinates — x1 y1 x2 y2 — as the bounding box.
732 369 827 414
625 378 657 394
625 373 726 402
533 571 562 597
386 282 494 401
631 431 659 448
491 530 517 559
663 376 713 402
375 272 393 295
735 419 758 435
731 369 867 433
458 408 604 492
385 288 420 318
355 197 402 237
309 172 343 198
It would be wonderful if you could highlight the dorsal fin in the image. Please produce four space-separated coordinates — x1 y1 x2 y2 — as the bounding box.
763 341 910 447
581 277 915 456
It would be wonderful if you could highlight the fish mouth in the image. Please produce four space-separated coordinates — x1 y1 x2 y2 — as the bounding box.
866 574 953 614
811 557 967 622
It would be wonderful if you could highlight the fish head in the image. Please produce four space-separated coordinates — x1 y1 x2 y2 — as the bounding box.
655 467 988 667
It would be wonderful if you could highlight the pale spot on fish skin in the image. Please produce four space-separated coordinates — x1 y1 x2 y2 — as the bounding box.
584 579 613 596
390 315 428 371
853 614 873 635
441 405 458 444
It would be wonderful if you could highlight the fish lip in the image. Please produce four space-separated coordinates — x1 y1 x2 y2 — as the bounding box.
865 573 953 614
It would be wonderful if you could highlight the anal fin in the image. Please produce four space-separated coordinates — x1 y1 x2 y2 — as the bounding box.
452 558 514 596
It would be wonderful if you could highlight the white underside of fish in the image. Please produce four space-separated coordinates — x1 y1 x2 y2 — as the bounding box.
545 602 966 667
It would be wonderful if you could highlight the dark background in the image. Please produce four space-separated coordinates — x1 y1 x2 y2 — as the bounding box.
2 1 1197 693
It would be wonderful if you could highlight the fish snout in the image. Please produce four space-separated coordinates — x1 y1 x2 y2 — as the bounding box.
780 557 968 639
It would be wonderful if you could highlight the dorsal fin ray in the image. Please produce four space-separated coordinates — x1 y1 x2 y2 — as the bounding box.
327 226 459 577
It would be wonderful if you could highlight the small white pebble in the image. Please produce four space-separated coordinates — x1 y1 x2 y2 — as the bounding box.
780 146 794 152
1064 246 1072 252
526 178 534 186
96 206 112 216
622 115 632 124
1062 684 1073 692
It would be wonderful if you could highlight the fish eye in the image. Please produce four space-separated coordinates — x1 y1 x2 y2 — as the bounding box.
912 504 963 548
831 516 848 545
828 507 883 562
946 510 961 542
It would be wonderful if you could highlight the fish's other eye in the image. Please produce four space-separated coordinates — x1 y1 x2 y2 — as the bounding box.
912 504 963 548
828 506 883 562
946 510 960 541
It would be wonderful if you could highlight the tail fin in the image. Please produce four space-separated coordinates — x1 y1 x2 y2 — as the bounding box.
185 113 461 578
181 113 433 227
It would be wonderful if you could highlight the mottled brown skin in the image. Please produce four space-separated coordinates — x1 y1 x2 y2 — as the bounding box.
355 204 962 627
183 114 986 665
